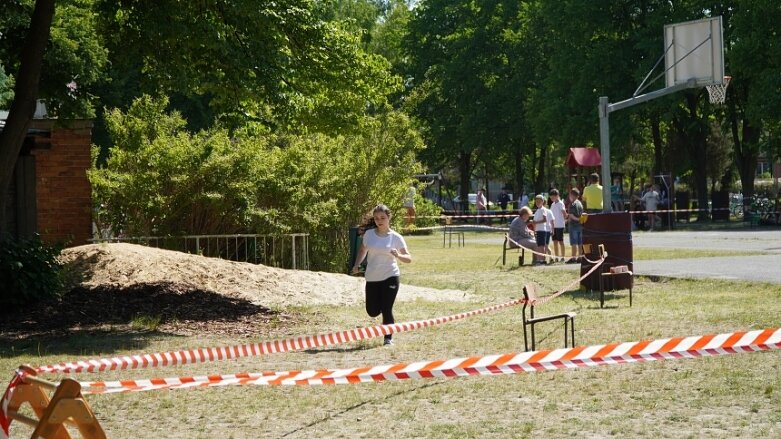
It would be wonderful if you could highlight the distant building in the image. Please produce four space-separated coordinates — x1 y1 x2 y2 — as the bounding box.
1 103 93 245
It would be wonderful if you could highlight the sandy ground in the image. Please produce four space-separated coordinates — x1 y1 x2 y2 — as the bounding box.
60 243 471 308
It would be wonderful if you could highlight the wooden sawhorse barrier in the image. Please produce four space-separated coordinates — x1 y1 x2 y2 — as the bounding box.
5 365 105 439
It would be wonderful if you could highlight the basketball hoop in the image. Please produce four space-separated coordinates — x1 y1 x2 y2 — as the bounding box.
706 76 731 104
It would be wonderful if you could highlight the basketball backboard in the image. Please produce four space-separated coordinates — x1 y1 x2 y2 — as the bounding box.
664 16 724 88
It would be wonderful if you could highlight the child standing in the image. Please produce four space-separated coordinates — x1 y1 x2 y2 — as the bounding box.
532 194 552 265
566 188 584 263
549 189 567 263
641 184 661 231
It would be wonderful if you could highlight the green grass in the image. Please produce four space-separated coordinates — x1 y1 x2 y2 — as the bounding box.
632 247 764 260
129 314 163 331
2 232 780 438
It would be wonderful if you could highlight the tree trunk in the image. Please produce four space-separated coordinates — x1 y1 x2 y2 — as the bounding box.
650 114 663 178
458 150 471 212
730 114 761 213
514 145 524 204
0 0 56 236
534 143 546 194
684 94 709 222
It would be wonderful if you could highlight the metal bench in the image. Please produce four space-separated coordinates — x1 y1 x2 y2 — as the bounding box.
502 234 526 266
522 284 576 351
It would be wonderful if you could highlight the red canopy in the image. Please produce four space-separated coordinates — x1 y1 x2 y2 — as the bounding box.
566 147 602 168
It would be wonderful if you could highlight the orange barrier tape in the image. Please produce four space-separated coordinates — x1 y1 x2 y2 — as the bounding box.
76 328 780 393
35 257 603 375
505 235 605 265
422 207 732 219
0 374 22 439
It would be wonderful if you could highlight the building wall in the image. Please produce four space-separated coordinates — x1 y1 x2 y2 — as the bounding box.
29 120 93 245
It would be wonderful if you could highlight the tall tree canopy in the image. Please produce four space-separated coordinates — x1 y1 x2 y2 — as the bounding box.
0 0 404 236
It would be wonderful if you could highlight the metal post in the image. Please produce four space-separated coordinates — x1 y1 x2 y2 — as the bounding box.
599 96 613 213
292 234 297 269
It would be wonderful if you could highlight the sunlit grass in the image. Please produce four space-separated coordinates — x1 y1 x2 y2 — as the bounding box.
2 231 779 438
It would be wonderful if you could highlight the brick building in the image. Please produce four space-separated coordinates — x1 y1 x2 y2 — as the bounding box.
2 110 93 245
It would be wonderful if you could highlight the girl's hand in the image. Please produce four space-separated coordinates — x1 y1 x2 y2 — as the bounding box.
390 248 399 257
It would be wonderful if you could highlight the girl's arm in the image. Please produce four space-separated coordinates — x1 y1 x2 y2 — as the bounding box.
391 247 412 264
352 244 368 273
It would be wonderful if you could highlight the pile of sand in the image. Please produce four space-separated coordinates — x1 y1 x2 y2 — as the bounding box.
60 243 471 308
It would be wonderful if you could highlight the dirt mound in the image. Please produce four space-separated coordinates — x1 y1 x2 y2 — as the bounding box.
60 243 470 307
2 244 469 338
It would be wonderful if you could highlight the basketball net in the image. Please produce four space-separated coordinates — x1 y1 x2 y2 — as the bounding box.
706 76 731 104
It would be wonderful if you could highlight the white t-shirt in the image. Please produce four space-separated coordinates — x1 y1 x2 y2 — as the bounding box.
641 190 660 211
550 200 566 228
533 206 552 232
477 192 487 210
362 228 408 282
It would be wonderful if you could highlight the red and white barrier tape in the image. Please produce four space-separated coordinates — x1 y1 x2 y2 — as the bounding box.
76 328 780 393
0 374 21 439
34 258 604 376
627 207 730 215
505 235 605 265
30 302 514 374
418 207 732 220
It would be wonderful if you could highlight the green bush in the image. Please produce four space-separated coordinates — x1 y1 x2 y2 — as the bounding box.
90 95 425 271
0 235 65 312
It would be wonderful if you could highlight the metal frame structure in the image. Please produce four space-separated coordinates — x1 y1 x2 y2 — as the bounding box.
599 17 725 212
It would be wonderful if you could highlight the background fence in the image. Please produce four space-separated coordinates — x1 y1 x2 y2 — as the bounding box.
90 234 310 270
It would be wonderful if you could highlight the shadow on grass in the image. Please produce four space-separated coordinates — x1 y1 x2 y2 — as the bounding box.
280 381 446 438
566 288 632 309
303 344 376 354
0 282 281 356
0 328 184 359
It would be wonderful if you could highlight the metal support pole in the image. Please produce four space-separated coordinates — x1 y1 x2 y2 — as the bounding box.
599 96 613 213
598 82 694 214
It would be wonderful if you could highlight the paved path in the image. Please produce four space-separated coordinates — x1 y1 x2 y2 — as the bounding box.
630 230 781 283
631 230 781 253
479 228 781 283
632 255 781 283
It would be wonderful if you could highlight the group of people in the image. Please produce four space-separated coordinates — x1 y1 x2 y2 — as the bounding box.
506 172 609 265
349 175 658 347
508 187 585 265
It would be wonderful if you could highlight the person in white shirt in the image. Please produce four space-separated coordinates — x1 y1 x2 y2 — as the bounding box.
640 184 661 231
532 194 552 265
476 188 488 224
351 204 412 345
548 189 567 262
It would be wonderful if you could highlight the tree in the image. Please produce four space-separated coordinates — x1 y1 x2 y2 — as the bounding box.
92 0 400 133
0 0 55 236
0 64 13 108
0 0 403 236
368 0 414 81
406 0 534 206
725 0 781 208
